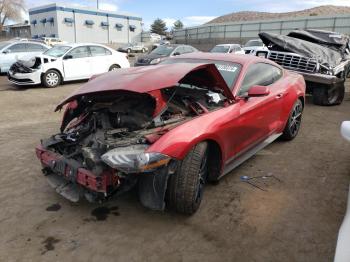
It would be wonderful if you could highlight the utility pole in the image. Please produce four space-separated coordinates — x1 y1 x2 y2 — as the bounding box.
97 0 99 9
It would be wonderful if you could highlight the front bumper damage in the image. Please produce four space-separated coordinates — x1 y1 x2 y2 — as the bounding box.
36 145 175 210
7 61 42 85
8 69 41 86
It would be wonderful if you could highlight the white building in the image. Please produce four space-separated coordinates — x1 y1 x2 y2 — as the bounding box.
29 3 142 44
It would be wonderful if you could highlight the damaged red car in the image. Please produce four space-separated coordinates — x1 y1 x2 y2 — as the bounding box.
36 53 305 214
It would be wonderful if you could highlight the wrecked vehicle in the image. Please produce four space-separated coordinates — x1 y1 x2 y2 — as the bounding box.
7 43 130 88
36 53 305 214
258 29 350 106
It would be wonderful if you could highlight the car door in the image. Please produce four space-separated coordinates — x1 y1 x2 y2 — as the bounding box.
2 43 27 70
233 62 284 154
89 45 113 74
62 46 91 80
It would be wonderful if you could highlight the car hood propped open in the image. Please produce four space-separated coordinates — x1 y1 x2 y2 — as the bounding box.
55 63 233 111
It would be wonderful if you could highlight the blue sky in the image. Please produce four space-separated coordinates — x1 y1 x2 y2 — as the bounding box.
24 0 350 29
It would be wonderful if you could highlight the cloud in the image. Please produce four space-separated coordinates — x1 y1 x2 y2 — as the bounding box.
98 2 119 12
183 16 217 26
162 17 177 29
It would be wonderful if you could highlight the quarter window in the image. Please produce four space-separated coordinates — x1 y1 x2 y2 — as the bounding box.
238 63 283 96
67 46 90 59
26 43 47 52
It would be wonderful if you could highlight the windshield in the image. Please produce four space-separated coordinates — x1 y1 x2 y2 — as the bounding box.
0 42 11 50
210 46 230 53
245 40 263 47
161 58 242 89
43 45 71 57
151 45 175 56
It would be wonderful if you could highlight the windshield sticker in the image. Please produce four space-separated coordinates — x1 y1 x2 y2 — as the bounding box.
216 64 238 72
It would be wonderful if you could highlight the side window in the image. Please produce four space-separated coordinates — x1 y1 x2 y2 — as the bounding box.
6 43 27 53
90 46 111 56
26 43 47 52
173 47 183 55
183 46 193 54
67 46 90 59
238 63 283 96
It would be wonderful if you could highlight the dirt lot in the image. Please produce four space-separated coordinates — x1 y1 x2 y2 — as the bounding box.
0 74 349 262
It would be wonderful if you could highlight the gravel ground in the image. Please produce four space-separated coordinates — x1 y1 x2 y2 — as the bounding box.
0 75 350 262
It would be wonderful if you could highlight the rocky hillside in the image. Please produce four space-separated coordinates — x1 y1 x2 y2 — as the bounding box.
207 5 350 24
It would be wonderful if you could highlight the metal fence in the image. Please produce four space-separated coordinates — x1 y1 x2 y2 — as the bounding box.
174 14 350 46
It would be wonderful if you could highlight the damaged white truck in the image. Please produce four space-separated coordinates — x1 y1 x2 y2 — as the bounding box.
257 29 350 106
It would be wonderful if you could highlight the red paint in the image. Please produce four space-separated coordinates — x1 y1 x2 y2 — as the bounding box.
38 53 305 192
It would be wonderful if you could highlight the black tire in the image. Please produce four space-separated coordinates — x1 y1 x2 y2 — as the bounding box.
281 99 303 141
42 70 61 88
166 142 208 215
312 84 344 106
108 64 120 71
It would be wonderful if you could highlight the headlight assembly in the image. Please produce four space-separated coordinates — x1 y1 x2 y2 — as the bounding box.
101 145 171 173
150 58 161 65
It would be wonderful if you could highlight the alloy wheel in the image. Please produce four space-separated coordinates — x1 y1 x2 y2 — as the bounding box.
289 102 302 137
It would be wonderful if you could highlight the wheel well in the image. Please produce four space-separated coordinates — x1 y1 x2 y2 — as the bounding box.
298 96 305 108
41 69 63 83
110 64 121 69
205 139 223 182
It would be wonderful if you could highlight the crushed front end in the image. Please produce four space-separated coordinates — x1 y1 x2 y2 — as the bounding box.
36 80 227 209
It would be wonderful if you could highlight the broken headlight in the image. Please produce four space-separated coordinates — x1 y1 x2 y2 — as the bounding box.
101 145 171 173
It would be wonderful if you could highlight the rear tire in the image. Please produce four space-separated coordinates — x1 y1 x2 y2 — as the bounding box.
42 70 61 88
281 99 303 141
313 84 344 106
109 64 120 71
166 142 208 215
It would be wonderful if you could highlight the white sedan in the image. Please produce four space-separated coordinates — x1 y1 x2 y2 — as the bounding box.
210 44 245 54
7 43 130 88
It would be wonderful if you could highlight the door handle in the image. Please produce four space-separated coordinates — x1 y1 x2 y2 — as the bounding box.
276 93 283 99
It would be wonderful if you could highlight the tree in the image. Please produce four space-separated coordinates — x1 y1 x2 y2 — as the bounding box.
0 0 25 30
173 20 184 30
150 18 167 35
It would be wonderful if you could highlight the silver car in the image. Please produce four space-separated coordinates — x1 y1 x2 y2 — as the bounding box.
0 40 49 73
117 42 148 53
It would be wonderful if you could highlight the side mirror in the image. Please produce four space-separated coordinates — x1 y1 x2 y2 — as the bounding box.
173 52 180 56
3 49 10 54
63 54 73 60
247 85 270 97
341 121 350 142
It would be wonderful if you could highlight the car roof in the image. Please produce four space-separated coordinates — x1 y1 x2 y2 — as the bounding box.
169 52 273 66
216 44 240 46
55 43 111 48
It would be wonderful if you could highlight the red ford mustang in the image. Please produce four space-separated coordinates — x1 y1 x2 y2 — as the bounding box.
36 53 305 214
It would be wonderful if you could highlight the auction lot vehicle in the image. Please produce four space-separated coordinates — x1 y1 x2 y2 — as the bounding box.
243 39 268 55
117 42 148 53
7 43 130 87
135 44 198 66
258 29 350 106
36 53 305 214
42 37 67 47
0 40 49 73
210 44 245 54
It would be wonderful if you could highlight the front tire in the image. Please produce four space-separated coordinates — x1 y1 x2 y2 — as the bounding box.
313 84 344 106
42 70 61 88
166 142 208 215
281 99 303 141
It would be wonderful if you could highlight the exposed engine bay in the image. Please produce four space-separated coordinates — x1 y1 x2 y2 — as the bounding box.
39 83 227 204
